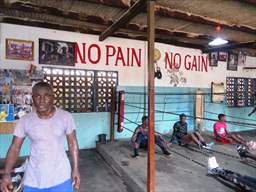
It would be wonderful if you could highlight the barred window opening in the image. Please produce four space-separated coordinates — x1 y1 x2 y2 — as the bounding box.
43 67 118 112
226 77 256 107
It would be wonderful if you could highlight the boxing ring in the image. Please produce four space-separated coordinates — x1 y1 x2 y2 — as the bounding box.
97 89 256 192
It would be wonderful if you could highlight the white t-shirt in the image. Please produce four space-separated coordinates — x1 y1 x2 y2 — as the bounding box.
13 108 76 188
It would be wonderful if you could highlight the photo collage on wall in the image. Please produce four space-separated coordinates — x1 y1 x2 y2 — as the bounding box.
2 38 76 122
0 70 44 121
209 51 247 71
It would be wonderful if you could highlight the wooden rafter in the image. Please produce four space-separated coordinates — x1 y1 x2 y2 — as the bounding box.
99 0 146 41
0 3 214 42
1 0 256 54
155 5 256 35
242 0 256 5
80 0 132 8
3 0 256 40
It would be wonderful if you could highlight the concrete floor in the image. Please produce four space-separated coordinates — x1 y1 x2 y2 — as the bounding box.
1 131 256 192
75 149 129 192
97 136 256 192
0 150 129 192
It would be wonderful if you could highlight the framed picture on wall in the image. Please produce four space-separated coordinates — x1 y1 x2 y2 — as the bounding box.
227 52 238 71
209 52 218 67
6 39 34 61
218 52 227 62
211 82 225 103
39 39 75 66
238 51 246 66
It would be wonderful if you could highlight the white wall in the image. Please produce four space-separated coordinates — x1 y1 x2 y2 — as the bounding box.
1 23 255 88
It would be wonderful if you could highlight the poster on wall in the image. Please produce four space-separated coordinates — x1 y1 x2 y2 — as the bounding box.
211 82 225 103
227 52 238 71
238 51 246 66
218 52 227 62
0 69 44 120
39 39 75 66
6 39 34 61
0 104 14 122
12 86 33 119
0 70 14 104
209 52 218 67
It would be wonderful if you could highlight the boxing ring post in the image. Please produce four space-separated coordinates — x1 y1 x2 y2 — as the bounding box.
195 89 204 131
147 1 156 192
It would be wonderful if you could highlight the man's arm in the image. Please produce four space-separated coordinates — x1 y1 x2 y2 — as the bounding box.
1 136 24 192
4 136 24 174
67 131 80 190
170 124 177 142
215 128 229 140
131 127 140 144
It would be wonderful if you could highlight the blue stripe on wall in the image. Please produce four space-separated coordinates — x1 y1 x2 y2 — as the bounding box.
204 93 256 132
1 86 256 158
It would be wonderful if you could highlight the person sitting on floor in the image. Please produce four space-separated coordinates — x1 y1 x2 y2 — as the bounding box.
208 156 256 191
214 114 247 145
237 145 256 161
131 116 171 158
170 113 209 149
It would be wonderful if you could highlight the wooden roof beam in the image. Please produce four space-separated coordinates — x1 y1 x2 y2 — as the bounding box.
79 0 132 8
240 0 256 5
202 41 256 53
0 6 215 43
155 5 256 35
99 0 146 41
0 15 205 50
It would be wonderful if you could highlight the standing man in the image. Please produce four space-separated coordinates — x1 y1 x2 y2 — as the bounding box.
0 82 80 192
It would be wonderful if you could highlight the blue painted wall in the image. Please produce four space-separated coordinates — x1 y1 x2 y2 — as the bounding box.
115 86 197 140
204 94 256 132
115 86 256 140
0 112 110 158
1 86 256 158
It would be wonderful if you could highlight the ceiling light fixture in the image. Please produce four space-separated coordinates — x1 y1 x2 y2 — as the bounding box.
208 37 228 46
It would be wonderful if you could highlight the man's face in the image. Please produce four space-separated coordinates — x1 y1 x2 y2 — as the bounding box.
180 117 186 124
143 118 149 127
32 87 54 113
221 116 226 122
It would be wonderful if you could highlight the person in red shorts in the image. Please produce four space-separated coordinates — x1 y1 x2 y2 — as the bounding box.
213 114 247 145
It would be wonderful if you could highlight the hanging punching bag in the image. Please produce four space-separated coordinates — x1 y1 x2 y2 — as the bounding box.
117 91 125 133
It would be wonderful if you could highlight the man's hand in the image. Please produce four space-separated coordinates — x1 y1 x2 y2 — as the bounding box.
1 136 24 192
67 131 80 190
0 174 13 192
72 168 80 190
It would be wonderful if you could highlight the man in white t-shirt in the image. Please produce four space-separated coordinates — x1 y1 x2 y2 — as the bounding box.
0 82 80 192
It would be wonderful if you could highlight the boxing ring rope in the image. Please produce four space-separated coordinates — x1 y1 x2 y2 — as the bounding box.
118 113 243 160
124 103 256 128
205 111 256 123
123 91 228 96
114 91 256 161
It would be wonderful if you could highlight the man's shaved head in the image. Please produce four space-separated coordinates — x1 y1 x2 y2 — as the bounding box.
32 81 53 95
